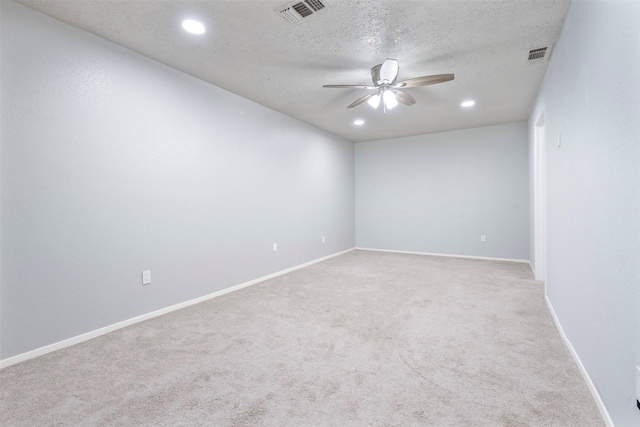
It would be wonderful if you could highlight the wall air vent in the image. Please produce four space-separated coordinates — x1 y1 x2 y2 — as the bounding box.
526 45 553 63
278 0 327 23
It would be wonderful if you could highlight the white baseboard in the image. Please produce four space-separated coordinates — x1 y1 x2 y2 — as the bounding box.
0 248 355 370
545 294 614 427
355 247 530 264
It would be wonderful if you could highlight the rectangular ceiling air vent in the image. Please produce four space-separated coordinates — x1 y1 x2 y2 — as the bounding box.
526 45 553 63
278 0 327 23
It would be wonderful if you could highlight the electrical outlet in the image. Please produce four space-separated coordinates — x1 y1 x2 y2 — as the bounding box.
480 234 487 242
142 270 151 285
322 236 325 244
635 365 640 410
273 243 278 252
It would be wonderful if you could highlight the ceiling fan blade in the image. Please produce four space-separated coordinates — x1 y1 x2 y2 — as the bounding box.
395 73 454 88
323 84 376 89
379 58 399 83
347 92 377 109
392 90 416 106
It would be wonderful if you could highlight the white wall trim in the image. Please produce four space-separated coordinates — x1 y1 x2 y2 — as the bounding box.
355 247 530 264
0 248 355 370
528 261 535 275
545 294 614 427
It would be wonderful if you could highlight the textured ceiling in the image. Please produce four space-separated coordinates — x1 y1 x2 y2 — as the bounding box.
14 0 571 142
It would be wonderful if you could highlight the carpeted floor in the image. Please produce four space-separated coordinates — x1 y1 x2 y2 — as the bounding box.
1 250 603 426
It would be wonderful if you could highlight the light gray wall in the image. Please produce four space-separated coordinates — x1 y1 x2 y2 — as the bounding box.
528 1 640 425
0 2 355 360
355 122 529 260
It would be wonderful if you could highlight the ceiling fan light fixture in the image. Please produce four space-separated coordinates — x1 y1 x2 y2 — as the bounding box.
383 90 398 109
461 100 475 107
367 94 381 109
322 59 454 111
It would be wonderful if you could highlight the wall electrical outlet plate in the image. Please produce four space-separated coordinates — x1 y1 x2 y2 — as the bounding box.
273 243 278 252
480 235 487 242
142 270 151 285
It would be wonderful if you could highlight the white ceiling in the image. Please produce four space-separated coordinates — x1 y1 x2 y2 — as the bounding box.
15 0 571 143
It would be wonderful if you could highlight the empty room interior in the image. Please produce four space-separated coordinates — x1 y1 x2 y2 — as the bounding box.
1 0 639 426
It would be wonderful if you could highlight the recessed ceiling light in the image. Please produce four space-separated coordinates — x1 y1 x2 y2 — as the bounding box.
461 100 475 107
353 119 365 125
182 20 206 35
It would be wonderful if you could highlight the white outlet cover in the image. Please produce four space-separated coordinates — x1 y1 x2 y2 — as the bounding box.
142 270 151 285
322 236 325 243
273 243 278 252
481 235 487 242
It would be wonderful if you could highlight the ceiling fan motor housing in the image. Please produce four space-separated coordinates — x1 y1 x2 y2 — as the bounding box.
371 64 382 85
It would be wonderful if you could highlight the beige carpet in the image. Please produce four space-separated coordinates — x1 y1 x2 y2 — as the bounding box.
1 250 603 426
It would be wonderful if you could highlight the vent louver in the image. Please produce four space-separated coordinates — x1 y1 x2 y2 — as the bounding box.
526 45 552 63
528 47 547 60
278 0 327 23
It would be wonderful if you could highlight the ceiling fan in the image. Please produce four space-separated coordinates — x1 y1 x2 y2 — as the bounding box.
323 58 454 111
